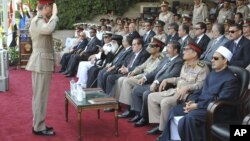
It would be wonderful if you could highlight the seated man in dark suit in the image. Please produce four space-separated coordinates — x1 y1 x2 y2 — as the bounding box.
142 19 156 48
200 23 229 62
86 34 123 88
105 37 150 95
62 28 102 77
178 24 193 54
193 22 210 52
128 23 141 41
59 31 88 73
159 46 240 141
118 41 183 129
224 23 250 68
165 23 180 45
97 35 133 91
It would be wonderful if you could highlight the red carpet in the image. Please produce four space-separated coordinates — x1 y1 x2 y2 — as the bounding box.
0 68 158 141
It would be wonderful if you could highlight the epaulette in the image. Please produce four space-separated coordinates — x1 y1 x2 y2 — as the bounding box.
37 15 43 19
158 54 164 60
197 61 205 68
202 3 205 6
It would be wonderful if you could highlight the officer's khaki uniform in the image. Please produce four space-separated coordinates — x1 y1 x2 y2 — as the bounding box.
118 55 164 105
26 13 58 131
192 3 208 25
237 5 249 19
159 11 174 32
154 32 167 44
148 61 209 131
217 8 234 23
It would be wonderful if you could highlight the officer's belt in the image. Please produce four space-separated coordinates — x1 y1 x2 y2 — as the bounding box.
33 48 53 53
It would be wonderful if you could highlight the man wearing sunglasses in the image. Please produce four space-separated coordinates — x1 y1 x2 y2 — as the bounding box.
159 46 240 141
148 42 209 139
224 23 250 68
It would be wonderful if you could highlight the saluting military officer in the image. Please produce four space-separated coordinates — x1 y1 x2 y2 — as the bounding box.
192 0 208 25
217 0 234 24
158 1 174 32
147 42 209 134
154 20 167 43
26 0 58 136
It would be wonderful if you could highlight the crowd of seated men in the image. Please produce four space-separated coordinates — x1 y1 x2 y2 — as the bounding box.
58 0 250 140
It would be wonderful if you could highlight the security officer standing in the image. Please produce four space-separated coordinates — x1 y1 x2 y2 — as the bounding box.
243 18 250 39
154 20 167 43
236 0 249 19
217 0 234 24
26 0 58 136
192 0 208 25
158 1 174 32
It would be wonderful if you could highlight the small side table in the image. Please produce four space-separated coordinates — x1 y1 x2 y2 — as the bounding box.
65 90 119 141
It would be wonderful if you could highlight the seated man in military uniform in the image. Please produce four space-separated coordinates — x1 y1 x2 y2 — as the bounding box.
147 42 210 135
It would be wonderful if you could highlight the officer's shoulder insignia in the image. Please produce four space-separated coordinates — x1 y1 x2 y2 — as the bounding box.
158 54 164 60
38 15 43 18
197 61 205 68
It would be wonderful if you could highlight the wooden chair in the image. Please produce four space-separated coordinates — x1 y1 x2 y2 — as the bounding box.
207 66 250 141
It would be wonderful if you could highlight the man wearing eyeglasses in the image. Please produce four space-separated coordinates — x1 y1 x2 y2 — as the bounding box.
224 23 250 68
201 23 229 62
193 22 210 52
165 23 180 45
142 20 156 48
158 46 240 141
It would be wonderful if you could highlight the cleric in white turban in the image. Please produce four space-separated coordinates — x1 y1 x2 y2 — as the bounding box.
215 46 233 62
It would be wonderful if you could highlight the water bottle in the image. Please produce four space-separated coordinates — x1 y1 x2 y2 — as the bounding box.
76 85 83 101
70 78 76 97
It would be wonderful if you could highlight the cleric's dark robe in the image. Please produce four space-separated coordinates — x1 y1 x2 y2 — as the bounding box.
160 68 240 141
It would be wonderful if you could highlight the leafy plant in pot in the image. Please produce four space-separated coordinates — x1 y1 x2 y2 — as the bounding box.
8 47 19 67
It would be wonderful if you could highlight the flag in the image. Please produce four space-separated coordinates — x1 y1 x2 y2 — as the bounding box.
7 0 17 48
19 0 26 29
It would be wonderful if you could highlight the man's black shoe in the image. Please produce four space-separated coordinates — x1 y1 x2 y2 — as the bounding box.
156 134 162 141
128 115 141 123
147 126 162 135
134 118 148 127
58 69 65 73
65 74 74 77
62 71 68 75
32 129 56 136
32 126 53 131
117 110 134 118
104 108 115 112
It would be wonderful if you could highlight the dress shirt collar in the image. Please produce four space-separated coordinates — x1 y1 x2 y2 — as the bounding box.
125 46 131 51
170 55 178 61
182 35 188 41
215 35 223 41
234 36 243 45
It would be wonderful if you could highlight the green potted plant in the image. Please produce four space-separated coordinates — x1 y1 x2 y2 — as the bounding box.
8 47 19 67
